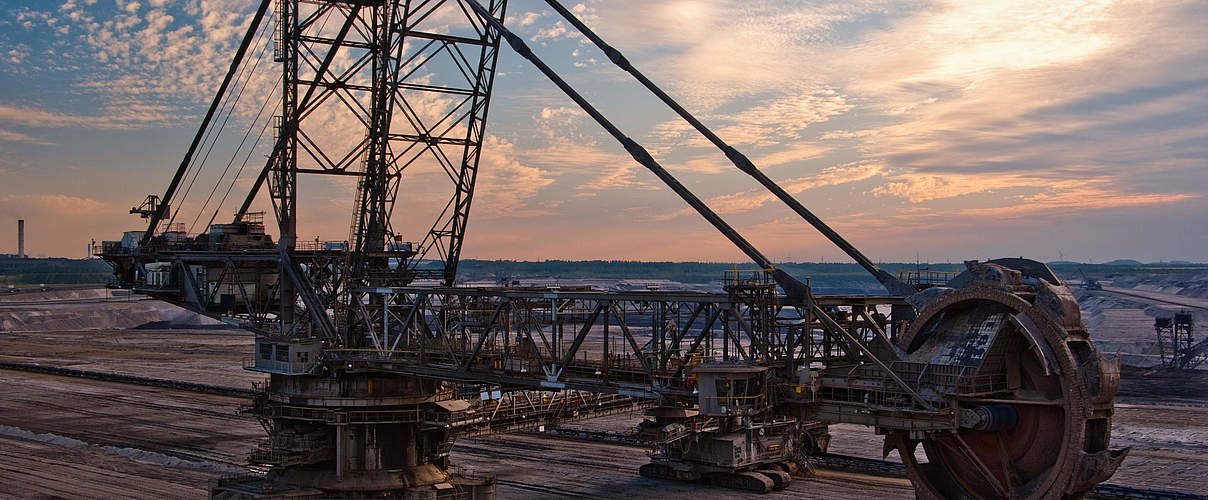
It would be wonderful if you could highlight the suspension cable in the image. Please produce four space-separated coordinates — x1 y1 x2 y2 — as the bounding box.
140 0 274 246
189 19 280 233
171 18 275 232
206 98 281 230
541 0 914 296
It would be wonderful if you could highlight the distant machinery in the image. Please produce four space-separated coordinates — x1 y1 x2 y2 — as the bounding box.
129 194 163 219
17 219 24 258
1078 267 1103 291
98 0 1126 498
1155 311 1206 369
637 362 823 492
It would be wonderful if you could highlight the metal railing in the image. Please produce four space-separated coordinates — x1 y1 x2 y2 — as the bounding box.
723 268 776 289
897 269 959 288
243 356 319 375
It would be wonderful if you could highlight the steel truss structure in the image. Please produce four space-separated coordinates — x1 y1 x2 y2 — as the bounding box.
99 1 1130 498
327 281 988 430
332 284 899 398
108 0 508 345
262 0 506 342
250 0 506 280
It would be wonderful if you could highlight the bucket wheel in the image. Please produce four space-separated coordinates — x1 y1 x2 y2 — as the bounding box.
886 260 1127 499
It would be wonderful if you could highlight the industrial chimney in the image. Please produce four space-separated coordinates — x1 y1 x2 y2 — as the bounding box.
17 219 24 258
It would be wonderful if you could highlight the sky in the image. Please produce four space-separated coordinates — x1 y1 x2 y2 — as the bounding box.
0 0 1205 263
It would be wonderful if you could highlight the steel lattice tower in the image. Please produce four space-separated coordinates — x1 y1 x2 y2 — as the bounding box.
225 0 506 344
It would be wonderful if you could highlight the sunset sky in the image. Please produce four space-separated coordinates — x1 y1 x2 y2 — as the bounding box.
0 0 1204 263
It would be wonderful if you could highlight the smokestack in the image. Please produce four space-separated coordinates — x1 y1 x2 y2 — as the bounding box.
17 219 24 258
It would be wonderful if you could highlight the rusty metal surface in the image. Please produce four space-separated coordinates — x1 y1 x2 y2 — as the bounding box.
90 0 1127 497
889 261 1126 499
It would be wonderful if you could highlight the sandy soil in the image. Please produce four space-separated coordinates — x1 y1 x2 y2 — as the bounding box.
0 369 916 500
1 286 1206 498
0 287 260 389
0 370 259 498
0 326 261 389
0 435 212 499
1074 274 1208 370
456 433 914 499
0 288 226 332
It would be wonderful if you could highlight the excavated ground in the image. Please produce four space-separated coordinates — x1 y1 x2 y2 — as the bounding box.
0 370 915 499
1073 273 1208 369
0 287 1205 498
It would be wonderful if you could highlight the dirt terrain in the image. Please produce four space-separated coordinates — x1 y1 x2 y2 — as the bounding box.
0 287 226 332
0 325 260 388
0 370 915 500
0 287 1205 498
1073 273 1208 369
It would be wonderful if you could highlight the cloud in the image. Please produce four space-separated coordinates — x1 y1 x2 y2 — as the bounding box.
870 171 1200 223
711 88 852 147
41 0 258 104
0 194 105 215
645 87 852 150
506 12 542 27
487 0 1202 261
0 103 181 130
530 20 581 42
5 45 30 65
871 174 992 203
0 128 54 145
516 103 661 191
802 0 1208 241
3 0 1205 262
659 161 887 219
474 136 556 218
537 106 586 122
565 1 902 110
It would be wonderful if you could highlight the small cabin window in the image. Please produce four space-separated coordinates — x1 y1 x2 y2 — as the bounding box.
713 374 764 406
275 344 289 362
259 342 272 360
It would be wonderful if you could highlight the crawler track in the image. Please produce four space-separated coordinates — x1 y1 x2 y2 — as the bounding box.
536 428 1207 500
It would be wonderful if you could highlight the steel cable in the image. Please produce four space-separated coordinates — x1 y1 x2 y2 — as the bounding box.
189 18 281 233
169 18 275 231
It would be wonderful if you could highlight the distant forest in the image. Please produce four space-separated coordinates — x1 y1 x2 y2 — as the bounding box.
453 259 1208 292
2 256 1201 288
453 259 963 288
0 257 112 285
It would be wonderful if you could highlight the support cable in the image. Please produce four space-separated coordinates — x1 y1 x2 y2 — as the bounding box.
542 0 914 296
189 21 280 234
463 0 810 300
168 13 272 231
172 18 276 232
206 96 281 230
233 10 355 224
141 0 274 246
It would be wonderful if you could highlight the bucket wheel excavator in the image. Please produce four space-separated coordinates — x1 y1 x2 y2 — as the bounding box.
98 1 1125 498
885 260 1125 499
485 3 1127 497
626 257 1125 498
